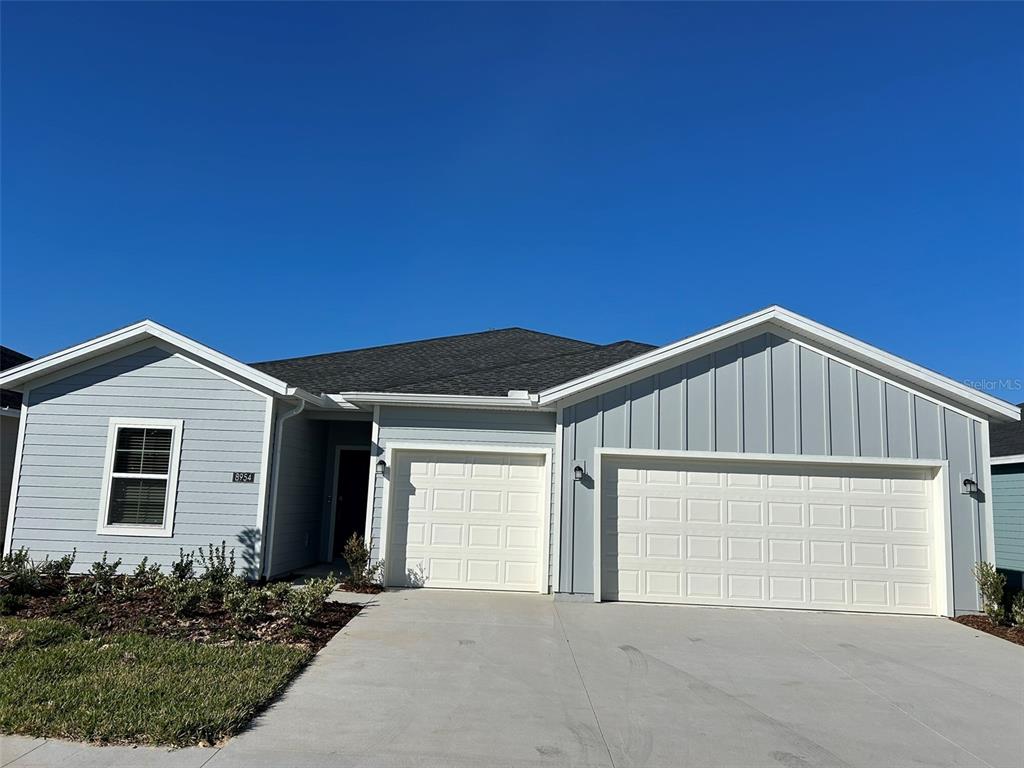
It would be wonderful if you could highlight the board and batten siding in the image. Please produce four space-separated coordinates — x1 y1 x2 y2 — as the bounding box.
370 406 558 587
992 465 1024 572
10 347 271 577
268 411 328 577
560 332 989 613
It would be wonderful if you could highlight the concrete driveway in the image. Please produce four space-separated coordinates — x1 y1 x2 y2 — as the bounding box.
3 590 1022 768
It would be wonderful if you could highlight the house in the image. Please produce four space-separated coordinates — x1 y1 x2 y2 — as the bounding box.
0 306 1018 617
990 402 1024 580
1 345 32 542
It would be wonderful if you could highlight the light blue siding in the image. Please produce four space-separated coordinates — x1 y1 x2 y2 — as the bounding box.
371 407 557 585
268 411 327 577
559 332 992 612
11 347 270 577
993 465 1024 572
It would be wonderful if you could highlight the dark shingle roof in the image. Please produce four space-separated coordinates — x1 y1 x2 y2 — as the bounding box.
1 346 32 410
250 328 655 397
991 403 1024 457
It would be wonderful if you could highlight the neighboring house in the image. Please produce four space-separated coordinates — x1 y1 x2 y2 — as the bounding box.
1 345 32 544
0 306 1018 618
990 402 1024 577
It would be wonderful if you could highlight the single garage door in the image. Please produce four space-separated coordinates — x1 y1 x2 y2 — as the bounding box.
600 457 945 615
387 450 547 591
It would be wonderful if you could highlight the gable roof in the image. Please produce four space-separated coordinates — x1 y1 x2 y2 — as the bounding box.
0 321 317 403
536 306 1021 422
1 346 32 410
251 329 654 397
991 403 1024 457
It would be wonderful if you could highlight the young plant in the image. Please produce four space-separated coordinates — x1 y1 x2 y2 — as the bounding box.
1011 592 1024 628
88 553 122 596
158 575 204 617
342 533 384 588
971 562 1006 625
198 541 235 597
285 575 336 625
38 550 76 586
225 585 269 625
132 557 161 588
265 581 293 603
170 548 195 581
0 548 43 595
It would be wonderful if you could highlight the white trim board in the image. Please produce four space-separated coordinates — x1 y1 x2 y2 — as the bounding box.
537 306 1020 422
590 447 954 617
379 441 554 594
2 399 30 556
991 454 1024 466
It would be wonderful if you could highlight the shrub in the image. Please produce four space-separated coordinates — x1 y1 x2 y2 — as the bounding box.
284 575 336 625
88 553 122 597
198 542 235 596
225 586 269 625
0 594 25 615
0 548 43 596
38 550 76 585
158 575 204 617
971 562 1006 625
342 534 384 588
1011 592 1024 628
170 549 195 581
132 558 161 588
265 581 292 603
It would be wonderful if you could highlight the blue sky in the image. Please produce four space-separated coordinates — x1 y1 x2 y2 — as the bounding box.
2 3 1021 399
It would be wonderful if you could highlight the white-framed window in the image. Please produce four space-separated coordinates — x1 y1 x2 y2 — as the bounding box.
97 417 183 537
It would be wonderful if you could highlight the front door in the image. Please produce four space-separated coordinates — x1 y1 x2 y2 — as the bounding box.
334 449 371 557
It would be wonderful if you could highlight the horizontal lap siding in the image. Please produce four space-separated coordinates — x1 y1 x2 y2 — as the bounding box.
10 347 270 577
268 412 327 576
560 333 989 612
993 466 1024 572
371 407 557 587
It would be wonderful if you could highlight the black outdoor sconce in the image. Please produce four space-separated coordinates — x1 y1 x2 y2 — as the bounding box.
573 462 586 482
376 458 386 476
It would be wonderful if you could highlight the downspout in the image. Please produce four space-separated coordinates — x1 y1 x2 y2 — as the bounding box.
261 398 306 580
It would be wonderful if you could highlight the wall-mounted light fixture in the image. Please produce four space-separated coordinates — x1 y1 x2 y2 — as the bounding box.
573 462 586 482
376 458 386 476
962 476 979 495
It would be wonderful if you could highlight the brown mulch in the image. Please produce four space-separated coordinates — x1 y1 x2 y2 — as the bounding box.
337 580 384 594
951 615 1024 647
8 580 363 654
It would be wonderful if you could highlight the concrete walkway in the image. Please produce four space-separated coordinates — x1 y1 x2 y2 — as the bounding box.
2 590 1022 767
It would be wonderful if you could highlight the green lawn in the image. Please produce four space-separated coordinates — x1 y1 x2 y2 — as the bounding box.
0 617 310 746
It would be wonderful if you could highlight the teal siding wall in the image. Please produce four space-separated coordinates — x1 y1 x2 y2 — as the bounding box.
993 465 1024 572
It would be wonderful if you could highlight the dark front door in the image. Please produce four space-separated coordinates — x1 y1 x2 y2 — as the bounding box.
334 449 371 557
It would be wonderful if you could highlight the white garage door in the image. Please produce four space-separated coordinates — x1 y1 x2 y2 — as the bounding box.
387 450 547 591
600 457 945 615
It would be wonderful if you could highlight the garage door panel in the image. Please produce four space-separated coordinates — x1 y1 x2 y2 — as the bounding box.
389 451 545 592
601 458 940 615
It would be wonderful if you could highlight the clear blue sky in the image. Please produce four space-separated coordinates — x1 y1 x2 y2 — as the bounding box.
2 3 1021 399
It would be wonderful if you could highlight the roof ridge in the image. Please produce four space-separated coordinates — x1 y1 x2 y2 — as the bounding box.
250 326 595 366
388 338 654 392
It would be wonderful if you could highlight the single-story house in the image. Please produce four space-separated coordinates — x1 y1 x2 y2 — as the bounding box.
1 306 1019 617
1 345 32 541
990 403 1024 578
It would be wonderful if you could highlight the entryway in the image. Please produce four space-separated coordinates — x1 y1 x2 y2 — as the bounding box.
330 447 371 559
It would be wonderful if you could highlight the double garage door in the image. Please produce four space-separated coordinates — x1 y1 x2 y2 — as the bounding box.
600 456 946 615
387 450 547 592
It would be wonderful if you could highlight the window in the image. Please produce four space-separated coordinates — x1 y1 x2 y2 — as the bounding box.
98 418 183 537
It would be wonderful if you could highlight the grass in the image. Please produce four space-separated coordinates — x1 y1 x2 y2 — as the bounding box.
0 617 311 746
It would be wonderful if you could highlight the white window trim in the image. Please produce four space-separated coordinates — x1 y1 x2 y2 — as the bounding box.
97 417 184 538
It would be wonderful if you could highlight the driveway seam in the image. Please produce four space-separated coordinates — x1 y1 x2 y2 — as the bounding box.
780 631 998 768
553 602 617 768
3 738 47 767
195 746 222 767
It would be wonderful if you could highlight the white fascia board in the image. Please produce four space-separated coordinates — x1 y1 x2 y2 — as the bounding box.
991 454 1024 466
0 319 326 404
537 305 1021 422
337 391 550 410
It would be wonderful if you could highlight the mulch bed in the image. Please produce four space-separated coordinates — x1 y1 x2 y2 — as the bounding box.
9 580 363 654
337 580 384 594
951 615 1024 647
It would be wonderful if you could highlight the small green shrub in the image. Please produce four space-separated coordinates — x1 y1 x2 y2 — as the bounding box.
285 575 336 625
1011 592 1024 628
38 551 76 584
198 542 235 597
158 575 204 617
0 548 43 595
342 533 384 588
265 581 292 602
170 549 195 581
971 562 1006 625
132 558 161 587
0 594 25 615
224 586 269 625
87 553 122 596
